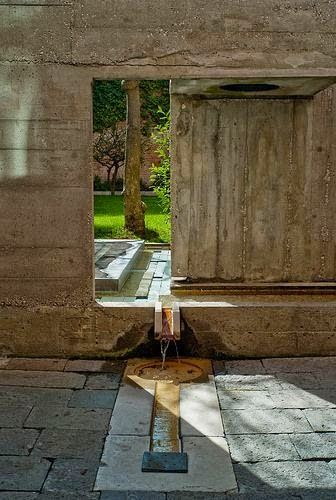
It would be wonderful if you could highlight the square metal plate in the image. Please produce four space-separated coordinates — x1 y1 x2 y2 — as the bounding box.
142 452 188 473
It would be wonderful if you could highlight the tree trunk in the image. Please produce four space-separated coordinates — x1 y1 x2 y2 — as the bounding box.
107 167 113 195
110 165 120 195
122 80 145 236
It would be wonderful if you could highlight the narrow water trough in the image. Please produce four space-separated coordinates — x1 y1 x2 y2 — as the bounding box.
95 357 237 493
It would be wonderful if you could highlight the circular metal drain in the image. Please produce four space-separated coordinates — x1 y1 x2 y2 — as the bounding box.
220 83 280 92
133 360 204 384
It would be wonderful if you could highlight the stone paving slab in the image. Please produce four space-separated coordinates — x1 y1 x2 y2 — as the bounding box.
303 409 336 431
0 370 85 388
329 460 336 473
0 456 50 491
0 494 39 500
0 405 32 427
180 382 223 437
262 357 336 373
215 374 282 391
222 409 313 434
0 386 72 406
109 383 154 436
166 494 299 499
314 371 336 389
65 359 126 373
85 373 121 390
275 372 322 390
167 494 231 499
39 494 100 500
101 493 166 499
299 492 336 500
25 405 112 431
68 389 118 409
291 432 336 459
234 461 336 495
0 428 39 456
32 429 106 459
42 458 100 495
217 390 274 409
96 435 237 493
269 389 336 408
3 358 67 371
227 434 300 462
223 360 266 375
0 356 335 499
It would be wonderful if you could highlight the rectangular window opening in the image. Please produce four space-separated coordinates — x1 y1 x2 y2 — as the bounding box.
92 79 171 305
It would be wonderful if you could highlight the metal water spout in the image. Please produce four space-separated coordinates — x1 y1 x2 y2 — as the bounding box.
154 302 181 341
154 302 181 369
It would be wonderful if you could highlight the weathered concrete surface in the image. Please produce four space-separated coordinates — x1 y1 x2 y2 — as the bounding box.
1 1 335 71
0 305 154 358
2 299 336 358
0 1 336 356
0 64 93 309
172 88 336 283
180 298 336 358
172 77 336 97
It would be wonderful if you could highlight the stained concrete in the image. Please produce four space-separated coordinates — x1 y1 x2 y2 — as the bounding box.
171 90 336 283
172 77 336 97
0 304 154 358
0 1 336 357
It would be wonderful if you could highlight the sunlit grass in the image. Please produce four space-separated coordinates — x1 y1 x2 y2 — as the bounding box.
94 195 171 243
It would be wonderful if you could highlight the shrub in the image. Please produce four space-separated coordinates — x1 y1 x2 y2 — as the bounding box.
150 108 170 215
94 175 123 192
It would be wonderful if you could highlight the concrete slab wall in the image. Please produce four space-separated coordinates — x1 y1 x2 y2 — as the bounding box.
171 89 336 282
0 1 335 356
0 64 94 306
0 1 335 72
0 304 154 358
180 298 336 358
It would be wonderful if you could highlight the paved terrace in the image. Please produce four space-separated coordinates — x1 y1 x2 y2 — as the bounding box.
0 356 336 498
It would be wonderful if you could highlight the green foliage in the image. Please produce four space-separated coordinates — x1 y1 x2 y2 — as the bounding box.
93 81 126 132
93 80 170 134
94 195 170 243
150 108 171 216
139 80 170 135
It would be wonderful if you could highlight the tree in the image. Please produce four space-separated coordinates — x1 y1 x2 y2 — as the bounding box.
122 80 145 236
93 126 125 194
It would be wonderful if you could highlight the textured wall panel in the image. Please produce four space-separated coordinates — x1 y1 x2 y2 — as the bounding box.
172 88 336 282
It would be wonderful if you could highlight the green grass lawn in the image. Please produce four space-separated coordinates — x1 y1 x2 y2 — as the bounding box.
94 195 171 243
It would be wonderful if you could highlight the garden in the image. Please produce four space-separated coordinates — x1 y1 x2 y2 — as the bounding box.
94 194 170 243
92 80 171 243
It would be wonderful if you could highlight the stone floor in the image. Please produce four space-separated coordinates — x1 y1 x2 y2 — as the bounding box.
0 356 336 498
96 248 171 303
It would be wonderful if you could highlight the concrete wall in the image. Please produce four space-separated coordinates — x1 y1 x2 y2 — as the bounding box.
0 304 154 358
1 1 335 72
0 1 336 356
171 89 336 283
180 297 336 358
0 64 94 307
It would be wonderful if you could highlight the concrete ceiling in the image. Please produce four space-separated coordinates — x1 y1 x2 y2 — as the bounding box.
171 77 336 98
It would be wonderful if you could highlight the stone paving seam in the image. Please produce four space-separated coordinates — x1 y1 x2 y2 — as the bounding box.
22 404 38 430
38 457 54 495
